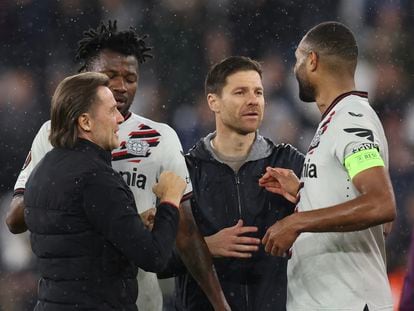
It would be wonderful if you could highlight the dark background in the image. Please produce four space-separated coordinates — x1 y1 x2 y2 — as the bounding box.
0 0 413 309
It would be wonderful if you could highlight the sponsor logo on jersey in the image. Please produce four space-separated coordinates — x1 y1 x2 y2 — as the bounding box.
112 123 161 163
302 162 318 178
119 167 147 189
352 143 379 153
343 128 374 142
308 110 336 153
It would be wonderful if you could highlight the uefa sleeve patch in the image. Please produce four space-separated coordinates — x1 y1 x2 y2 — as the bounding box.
344 148 385 180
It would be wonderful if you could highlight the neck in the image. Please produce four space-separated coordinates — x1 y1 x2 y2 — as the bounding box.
315 76 355 115
212 128 256 158
122 111 131 120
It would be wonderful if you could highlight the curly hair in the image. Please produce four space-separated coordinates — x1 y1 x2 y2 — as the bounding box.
76 20 153 72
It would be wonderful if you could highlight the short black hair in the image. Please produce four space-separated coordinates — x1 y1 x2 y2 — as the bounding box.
76 20 152 72
205 56 262 96
303 21 358 62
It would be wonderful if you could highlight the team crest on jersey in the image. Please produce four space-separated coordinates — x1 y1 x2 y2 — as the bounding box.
308 128 323 152
308 110 336 154
112 124 161 163
126 139 150 156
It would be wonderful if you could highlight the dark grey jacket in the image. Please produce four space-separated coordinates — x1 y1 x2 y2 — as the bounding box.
25 139 179 311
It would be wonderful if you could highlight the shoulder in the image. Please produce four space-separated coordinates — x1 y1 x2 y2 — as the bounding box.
272 142 304 158
269 142 305 174
40 120 51 131
333 96 378 125
329 102 383 144
128 113 178 136
31 120 53 156
35 120 51 138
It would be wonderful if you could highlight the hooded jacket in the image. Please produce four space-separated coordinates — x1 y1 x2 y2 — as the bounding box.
175 133 304 311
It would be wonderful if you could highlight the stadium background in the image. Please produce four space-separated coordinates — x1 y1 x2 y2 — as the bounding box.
0 0 413 309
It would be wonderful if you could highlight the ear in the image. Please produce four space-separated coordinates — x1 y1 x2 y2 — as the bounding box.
308 51 318 72
78 113 92 132
207 93 220 113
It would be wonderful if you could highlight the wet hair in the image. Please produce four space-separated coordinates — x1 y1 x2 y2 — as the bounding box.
205 56 262 96
303 21 358 63
50 72 109 148
76 20 152 72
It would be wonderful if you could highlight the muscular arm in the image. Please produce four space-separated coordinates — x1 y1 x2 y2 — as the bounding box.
176 200 230 311
6 195 28 234
263 166 396 256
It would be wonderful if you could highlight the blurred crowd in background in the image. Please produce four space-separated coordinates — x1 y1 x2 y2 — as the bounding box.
0 0 413 310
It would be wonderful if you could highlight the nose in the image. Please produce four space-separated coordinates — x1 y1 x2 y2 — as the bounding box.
247 91 260 105
110 76 127 93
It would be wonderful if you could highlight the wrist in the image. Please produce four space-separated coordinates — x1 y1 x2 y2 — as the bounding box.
291 212 306 234
159 200 180 209
160 193 182 208
292 181 304 197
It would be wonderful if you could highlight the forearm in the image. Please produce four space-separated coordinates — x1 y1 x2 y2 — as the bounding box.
6 195 28 234
113 202 180 272
293 191 396 234
176 201 228 310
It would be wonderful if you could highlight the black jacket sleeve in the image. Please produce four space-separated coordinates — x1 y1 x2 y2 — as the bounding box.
283 144 305 176
157 245 187 278
83 171 179 273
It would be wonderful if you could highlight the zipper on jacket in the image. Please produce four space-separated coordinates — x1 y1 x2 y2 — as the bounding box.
235 173 249 310
245 284 249 310
235 174 242 217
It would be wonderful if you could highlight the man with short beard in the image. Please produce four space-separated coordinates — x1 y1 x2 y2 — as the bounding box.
259 22 396 311
169 56 304 310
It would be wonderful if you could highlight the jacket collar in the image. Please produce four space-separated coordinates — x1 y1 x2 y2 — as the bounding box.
188 131 274 163
73 138 112 165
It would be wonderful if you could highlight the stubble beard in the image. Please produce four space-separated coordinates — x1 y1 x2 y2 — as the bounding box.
230 120 260 136
297 75 316 103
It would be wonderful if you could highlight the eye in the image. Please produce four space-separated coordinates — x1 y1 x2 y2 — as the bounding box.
104 71 116 79
234 90 244 95
256 90 264 96
126 75 137 83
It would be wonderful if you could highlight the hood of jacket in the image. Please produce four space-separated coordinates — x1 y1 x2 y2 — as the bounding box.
188 131 275 164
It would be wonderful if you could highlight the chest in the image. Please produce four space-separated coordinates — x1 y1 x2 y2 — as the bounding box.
111 122 167 186
191 159 294 234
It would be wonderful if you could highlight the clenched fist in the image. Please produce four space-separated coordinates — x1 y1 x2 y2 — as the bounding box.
152 171 186 207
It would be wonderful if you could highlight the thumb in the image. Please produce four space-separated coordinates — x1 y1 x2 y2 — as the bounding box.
262 229 270 245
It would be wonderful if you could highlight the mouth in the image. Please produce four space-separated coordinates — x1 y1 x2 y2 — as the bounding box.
114 95 128 107
242 111 260 117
